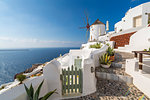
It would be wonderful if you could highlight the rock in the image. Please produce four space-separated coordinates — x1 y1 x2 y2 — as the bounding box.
24 63 43 73
14 63 43 79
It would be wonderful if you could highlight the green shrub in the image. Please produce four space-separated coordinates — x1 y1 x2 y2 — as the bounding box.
24 80 56 100
143 49 147 51
0 86 5 91
99 54 112 65
106 47 115 56
106 43 110 46
90 43 102 49
149 48 150 51
16 74 26 84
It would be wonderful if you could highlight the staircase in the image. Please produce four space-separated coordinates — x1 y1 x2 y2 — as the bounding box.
110 32 136 49
96 51 134 84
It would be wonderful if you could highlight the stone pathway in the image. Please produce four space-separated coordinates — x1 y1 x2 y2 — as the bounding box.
114 51 134 63
65 79 149 100
63 52 149 100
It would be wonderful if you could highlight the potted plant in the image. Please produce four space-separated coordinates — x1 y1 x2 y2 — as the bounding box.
16 74 26 84
99 54 112 68
106 47 115 61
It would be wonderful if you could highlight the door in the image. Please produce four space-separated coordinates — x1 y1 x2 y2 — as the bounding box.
74 58 82 69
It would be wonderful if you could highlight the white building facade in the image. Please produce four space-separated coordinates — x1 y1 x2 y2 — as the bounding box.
115 2 150 33
90 19 105 41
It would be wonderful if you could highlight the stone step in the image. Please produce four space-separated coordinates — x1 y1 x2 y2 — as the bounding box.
111 62 124 68
96 72 133 85
114 49 131 53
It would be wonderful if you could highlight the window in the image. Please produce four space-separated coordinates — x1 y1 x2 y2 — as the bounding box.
133 15 142 27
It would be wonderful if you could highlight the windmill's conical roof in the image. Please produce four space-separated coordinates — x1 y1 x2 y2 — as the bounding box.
91 19 105 25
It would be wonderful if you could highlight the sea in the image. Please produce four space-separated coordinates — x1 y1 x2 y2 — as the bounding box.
0 47 79 85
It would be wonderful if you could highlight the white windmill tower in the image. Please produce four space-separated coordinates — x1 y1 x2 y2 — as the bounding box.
90 19 105 41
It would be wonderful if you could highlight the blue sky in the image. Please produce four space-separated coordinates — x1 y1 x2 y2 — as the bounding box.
0 0 149 48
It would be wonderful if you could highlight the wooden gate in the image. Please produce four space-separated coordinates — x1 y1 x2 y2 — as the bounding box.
61 66 82 95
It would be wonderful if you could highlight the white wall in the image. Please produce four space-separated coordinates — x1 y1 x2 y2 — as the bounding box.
82 58 96 96
125 58 150 98
69 49 92 67
0 76 48 100
115 2 150 33
91 45 108 67
43 60 62 100
128 26 150 51
57 54 70 68
142 2 150 26
90 24 105 41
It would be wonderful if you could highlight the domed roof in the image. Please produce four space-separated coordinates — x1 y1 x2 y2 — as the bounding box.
91 19 105 26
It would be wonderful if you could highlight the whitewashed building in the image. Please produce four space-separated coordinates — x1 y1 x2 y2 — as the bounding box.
115 2 150 33
90 19 105 41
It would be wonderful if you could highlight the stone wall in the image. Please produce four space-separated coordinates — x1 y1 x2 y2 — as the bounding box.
110 32 136 48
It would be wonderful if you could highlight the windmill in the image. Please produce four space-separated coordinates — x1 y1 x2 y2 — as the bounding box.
79 12 91 41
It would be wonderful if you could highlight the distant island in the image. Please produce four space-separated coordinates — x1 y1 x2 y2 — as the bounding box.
0 49 29 51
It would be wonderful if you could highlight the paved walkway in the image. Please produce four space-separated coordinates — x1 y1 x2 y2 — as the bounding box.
65 79 149 100
64 52 149 100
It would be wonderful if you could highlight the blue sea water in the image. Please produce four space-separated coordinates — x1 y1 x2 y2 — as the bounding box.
0 47 79 85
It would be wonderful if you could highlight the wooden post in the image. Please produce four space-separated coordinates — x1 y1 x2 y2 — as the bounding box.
68 67 70 93
62 69 64 95
75 67 77 93
64 69 66 94
139 53 143 70
71 65 73 93
134 52 138 58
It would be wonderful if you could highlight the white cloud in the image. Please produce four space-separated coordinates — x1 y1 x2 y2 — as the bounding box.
0 37 82 48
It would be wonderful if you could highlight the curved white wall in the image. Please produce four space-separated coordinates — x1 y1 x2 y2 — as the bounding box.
91 45 108 67
82 58 96 96
129 26 150 51
43 60 62 100
0 76 48 100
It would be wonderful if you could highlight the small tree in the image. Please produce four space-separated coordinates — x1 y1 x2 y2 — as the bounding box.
16 74 26 84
